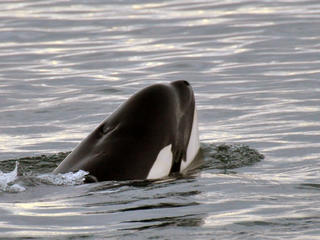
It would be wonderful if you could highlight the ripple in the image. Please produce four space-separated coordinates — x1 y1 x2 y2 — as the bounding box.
1 0 320 239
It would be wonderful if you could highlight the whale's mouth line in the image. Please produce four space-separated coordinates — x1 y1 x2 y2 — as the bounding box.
84 174 99 183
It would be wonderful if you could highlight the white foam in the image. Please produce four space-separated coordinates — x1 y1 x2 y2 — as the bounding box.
38 170 89 186
147 144 173 179
0 162 26 193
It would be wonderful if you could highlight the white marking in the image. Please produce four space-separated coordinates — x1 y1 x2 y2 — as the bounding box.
180 108 200 172
147 144 173 179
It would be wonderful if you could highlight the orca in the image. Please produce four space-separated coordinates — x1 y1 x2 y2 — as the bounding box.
53 80 200 182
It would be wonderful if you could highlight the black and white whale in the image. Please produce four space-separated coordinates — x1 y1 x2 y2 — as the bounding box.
53 80 200 181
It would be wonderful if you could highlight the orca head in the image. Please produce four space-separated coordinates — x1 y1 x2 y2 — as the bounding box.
167 80 198 174
53 80 199 181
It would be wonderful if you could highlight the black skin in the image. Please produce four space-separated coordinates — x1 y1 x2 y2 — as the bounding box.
53 80 196 181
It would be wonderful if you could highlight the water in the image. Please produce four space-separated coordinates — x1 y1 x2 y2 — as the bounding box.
1 0 320 239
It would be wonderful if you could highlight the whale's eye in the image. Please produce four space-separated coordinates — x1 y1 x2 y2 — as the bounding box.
99 125 112 135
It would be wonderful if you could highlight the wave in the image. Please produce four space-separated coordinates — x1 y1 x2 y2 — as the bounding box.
0 144 264 193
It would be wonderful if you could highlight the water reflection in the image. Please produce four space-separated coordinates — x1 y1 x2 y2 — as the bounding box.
1 0 320 238
123 214 203 230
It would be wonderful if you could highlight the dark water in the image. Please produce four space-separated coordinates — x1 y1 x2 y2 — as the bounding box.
1 0 320 239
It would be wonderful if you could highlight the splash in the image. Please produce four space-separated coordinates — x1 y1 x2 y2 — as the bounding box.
0 159 89 192
0 144 264 191
37 170 89 186
0 162 25 193
202 143 264 170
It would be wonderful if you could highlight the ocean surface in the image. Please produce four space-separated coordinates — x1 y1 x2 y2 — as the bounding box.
1 0 320 239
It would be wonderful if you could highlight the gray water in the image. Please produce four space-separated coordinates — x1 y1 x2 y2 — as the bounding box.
1 0 320 239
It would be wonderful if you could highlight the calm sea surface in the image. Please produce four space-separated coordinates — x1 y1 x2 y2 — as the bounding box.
1 0 320 239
